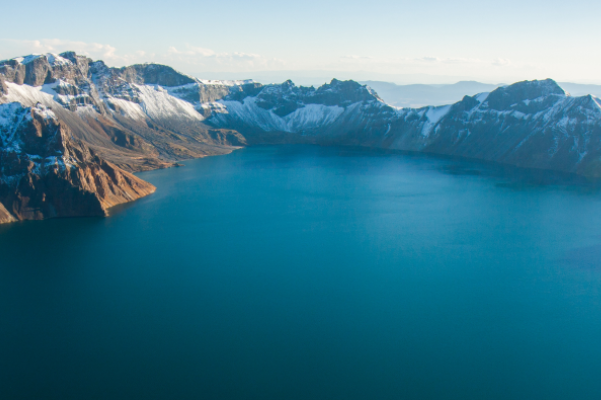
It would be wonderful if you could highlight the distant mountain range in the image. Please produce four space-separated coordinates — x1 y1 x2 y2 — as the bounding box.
2 52 601 223
191 70 474 87
360 81 601 108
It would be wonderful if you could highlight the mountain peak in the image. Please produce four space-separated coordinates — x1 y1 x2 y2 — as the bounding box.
117 63 197 87
485 79 566 111
2 53 74 66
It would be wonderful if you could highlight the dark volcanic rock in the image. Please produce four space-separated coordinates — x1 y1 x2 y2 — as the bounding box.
485 79 566 112
0 59 26 85
23 56 53 86
119 64 196 87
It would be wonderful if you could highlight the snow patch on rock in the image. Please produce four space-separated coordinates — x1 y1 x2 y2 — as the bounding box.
133 84 205 122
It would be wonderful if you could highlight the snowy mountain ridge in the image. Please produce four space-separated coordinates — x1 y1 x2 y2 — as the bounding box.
205 78 601 176
3 52 601 224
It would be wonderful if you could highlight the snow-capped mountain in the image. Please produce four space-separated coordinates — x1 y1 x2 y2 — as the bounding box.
207 79 397 141
0 52 250 170
386 79 601 175
208 78 601 176
3 51 601 223
0 52 252 223
0 101 155 222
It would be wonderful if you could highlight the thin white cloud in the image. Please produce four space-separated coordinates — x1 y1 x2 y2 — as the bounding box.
0 39 125 62
0 39 548 82
340 55 373 60
168 45 215 57
166 44 285 71
0 39 286 72
331 54 531 79
492 58 512 67
339 55 513 68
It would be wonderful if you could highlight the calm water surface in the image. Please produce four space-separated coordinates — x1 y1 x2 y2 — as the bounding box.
2 145 601 399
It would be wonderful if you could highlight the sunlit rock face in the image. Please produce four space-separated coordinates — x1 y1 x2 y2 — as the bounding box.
0 102 155 223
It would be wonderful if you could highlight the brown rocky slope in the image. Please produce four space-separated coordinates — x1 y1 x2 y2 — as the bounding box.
0 52 250 224
0 103 155 223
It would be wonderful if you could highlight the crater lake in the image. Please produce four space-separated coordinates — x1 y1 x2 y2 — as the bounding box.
2 145 601 399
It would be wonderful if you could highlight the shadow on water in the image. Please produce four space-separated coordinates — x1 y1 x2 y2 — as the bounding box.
106 195 152 217
0 214 105 237
433 155 601 194
156 144 601 197
0 216 107 280
313 145 601 193
440 164 482 176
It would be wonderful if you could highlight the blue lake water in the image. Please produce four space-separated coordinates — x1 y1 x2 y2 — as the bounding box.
2 145 601 399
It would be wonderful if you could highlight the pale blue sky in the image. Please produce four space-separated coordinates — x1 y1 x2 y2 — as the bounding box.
2 0 600 83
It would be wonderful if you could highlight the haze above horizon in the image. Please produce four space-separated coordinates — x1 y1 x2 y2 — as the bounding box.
1 0 600 84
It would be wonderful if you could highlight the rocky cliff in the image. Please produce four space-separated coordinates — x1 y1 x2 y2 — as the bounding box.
0 52 251 223
207 78 396 143
0 52 249 172
3 51 601 224
0 102 155 222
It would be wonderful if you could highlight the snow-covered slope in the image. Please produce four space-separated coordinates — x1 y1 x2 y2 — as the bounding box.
207 79 398 142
